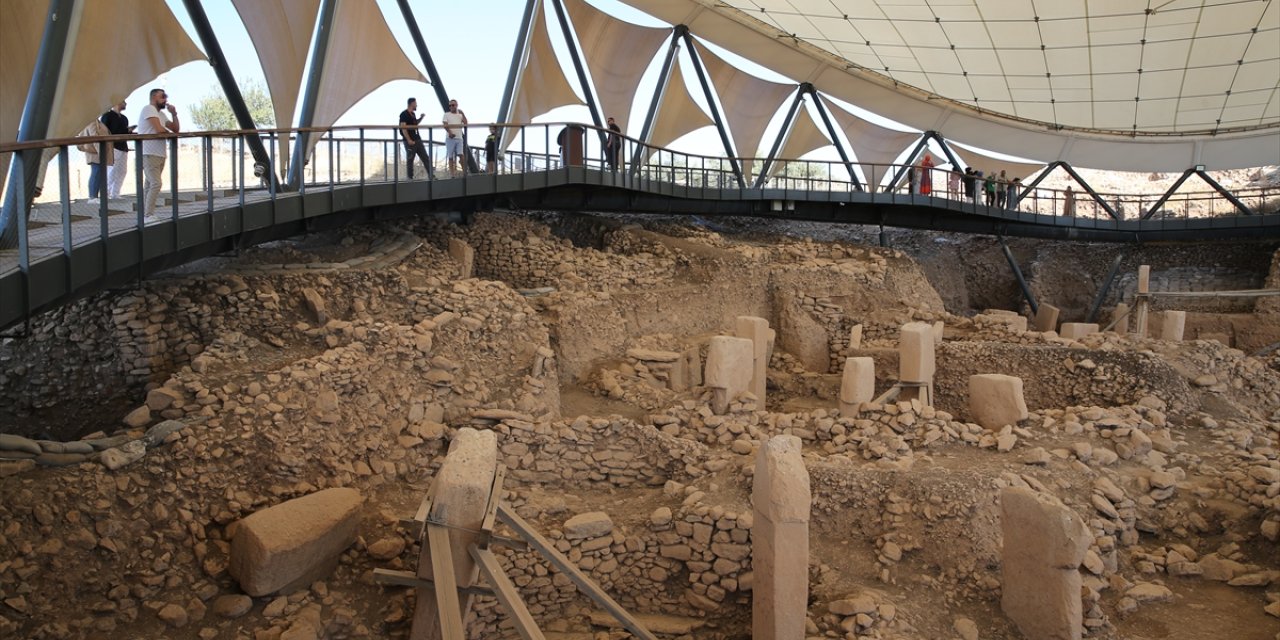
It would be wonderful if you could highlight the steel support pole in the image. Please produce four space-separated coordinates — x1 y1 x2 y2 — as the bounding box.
1086 252 1125 323
927 132 965 173
181 0 279 191
0 0 80 249
630 29 681 175
1019 160 1062 201
682 30 744 188
1141 168 1194 219
809 88 861 191
999 237 1039 315
753 88 805 188
496 0 540 150
1059 162 1118 219
548 0 606 147
1195 169 1254 216
287 0 339 190
396 0 479 174
883 135 929 193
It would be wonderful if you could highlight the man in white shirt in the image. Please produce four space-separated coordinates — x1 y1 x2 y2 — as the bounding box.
136 88 180 217
442 98 467 177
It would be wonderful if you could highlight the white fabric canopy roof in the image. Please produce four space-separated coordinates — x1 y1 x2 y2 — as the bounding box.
54 0 206 141
564 0 669 133
231 0 320 165
947 143 1045 181
769 104 831 176
506 1 586 149
647 60 714 151
622 0 1280 170
821 97 920 188
0 0 48 191
693 37 796 159
305 0 424 166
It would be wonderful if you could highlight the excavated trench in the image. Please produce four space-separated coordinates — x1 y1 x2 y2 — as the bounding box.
0 212 1277 640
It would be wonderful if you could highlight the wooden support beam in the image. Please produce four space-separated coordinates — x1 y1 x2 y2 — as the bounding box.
373 568 495 597
471 545 547 640
426 524 466 640
497 505 659 640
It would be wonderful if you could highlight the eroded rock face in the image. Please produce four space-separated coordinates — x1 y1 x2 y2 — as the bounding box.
1000 487 1090 640
229 488 364 596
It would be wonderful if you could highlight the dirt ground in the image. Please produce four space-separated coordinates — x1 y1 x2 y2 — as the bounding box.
0 211 1277 640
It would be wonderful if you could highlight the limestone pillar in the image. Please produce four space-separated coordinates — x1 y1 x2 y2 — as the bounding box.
898 322 935 405
1110 303 1130 334
705 336 754 414
752 435 811 640
736 316 771 405
968 374 1028 430
1157 310 1185 341
447 238 475 279
848 324 863 350
1000 487 1090 640
1059 323 1099 340
1033 304 1060 332
412 428 498 639
932 320 945 343
1133 265 1151 337
839 357 875 417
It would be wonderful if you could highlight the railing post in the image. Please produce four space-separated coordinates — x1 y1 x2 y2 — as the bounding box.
58 147 71 291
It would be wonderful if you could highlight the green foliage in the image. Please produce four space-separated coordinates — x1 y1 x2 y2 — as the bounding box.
188 80 275 131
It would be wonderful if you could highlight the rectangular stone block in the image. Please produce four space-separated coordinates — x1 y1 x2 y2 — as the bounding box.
968 374 1029 430
706 336 754 413
230 488 364 596
1137 265 1151 293
1157 310 1185 341
1001 487 1090 640
848 324 863 350
977 313 1028 332
898 322 935 384
1059 323 1099 340
753 435 810 640
448 238 475 279
839 357 875 416
1033 304 1060 332
736 316 771 404
1111 303 1130 334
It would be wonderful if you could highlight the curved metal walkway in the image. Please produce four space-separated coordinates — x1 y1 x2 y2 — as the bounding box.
2 123 1277 331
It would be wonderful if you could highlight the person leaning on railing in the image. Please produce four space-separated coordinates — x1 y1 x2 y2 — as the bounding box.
136 88 180 218
76 117 114 202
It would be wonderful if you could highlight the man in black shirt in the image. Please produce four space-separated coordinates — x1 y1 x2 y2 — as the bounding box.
605 117 622 170
484 125 499 173
100 100 132 199
399 97 432 180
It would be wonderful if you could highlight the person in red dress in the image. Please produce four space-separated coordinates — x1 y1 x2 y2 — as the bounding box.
919 154 934 195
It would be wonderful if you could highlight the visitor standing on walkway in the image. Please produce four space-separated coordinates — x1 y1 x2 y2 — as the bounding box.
76 117 113 201
963 167 977 202
101 100 131 199
443 98 467 177
995 170 1008 208
948 168 961 199
1007 177 1021 210
605 117 623 171
485 125 500 173
136 88 179 217
1063 185 1076 217
399 98 432 180
983 171 996 206
919 154 934 195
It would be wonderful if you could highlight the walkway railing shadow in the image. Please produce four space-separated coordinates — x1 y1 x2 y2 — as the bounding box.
1 121 1277 331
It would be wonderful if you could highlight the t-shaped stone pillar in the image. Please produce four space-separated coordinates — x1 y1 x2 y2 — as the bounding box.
705 336 755 414
1033 304 1060 332
412 428 498 638
1133 265 1151 337
1110 303 1130 334
1156 310 1185 341
736 316 771 406
752 435 810 640
839 357 875 417
1000 487 1089 640
898 322 936 405
969 374 1029 430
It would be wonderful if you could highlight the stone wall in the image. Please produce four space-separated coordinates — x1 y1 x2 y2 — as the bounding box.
934 343 1189 420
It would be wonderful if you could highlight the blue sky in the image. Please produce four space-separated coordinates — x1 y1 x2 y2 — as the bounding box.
133 0 1025 169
